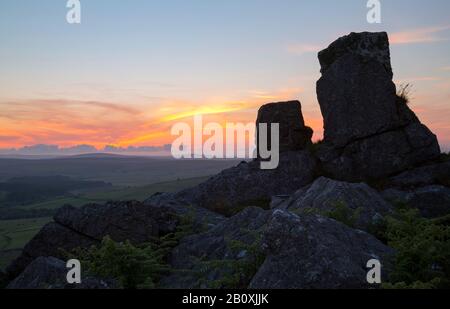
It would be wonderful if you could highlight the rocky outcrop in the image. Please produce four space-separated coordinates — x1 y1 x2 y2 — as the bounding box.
249 210 394 289
7 257 116 289
5 32 447 290
160 207 271 288
162 207 394 289
386 160 450 189
6 201 179 280
154 100 317 217
382 185 450 218
256 101 313 154
5 222 96 280
144 192 225 230
172 151 318 216
277 177 393 231
316 32 441 181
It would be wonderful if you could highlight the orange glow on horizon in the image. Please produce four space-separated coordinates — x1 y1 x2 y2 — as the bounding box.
0 84 448 151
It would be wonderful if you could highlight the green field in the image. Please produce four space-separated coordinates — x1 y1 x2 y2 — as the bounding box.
83 176 209 201
0 157 238 186
0 176 210 270
19 176 209 210
0 217 52 270
0 155 237 271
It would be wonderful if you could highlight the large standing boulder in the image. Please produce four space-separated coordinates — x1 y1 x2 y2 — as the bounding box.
164 101 317 216
256 101 313 154
249 210 394 289
316 32 441 181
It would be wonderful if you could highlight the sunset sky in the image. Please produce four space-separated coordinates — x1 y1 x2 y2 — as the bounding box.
0 0 449 151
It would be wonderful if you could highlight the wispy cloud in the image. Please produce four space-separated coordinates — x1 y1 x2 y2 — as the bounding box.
390 25 450 45
394 76 442 84
0 86 307 148
286 43 323 55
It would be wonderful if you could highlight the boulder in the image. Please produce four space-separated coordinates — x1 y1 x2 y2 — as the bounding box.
160 207 271 288
278 177 393 231
249 210 394 289
387 161 450 189
5 222 96 280
382 185 450 218
6 201 179 280
7 257 116 289
144 192 225 231
316 32 441 181
54 201 179 243
173 151 318 216
256 101 313 154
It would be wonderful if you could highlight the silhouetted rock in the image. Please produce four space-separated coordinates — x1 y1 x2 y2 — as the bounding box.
316 32 440 181
158 100 317 216
174 151 318 216
256 101 313 154
319 32 392 77
249 210 394 289
382 185 450 218
278 177 393 231
7 257 116 289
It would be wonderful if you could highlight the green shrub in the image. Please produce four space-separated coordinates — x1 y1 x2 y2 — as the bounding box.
68 212 196 289
383 209 450 289
72 236 170 289
197 231 265 289
326 201 361 228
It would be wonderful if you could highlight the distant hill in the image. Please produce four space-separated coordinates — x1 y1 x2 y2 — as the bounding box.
0 156 241 186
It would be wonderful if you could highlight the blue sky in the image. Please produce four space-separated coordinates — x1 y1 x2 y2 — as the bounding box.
0 0 449 150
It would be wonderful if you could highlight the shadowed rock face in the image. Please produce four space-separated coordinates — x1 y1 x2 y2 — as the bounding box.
382 185 450 219
7 257 116 289
256 101 313 154
316 32 441 181
5 201 179 280
277 177 393 232
249 210 394 289
173 151 318 216
160 207 271 288
161 207 393 289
